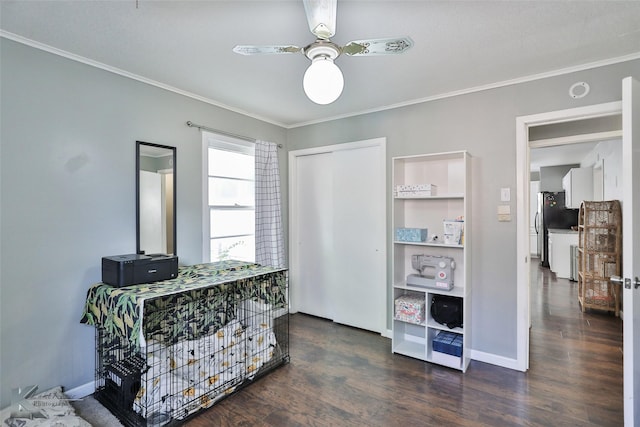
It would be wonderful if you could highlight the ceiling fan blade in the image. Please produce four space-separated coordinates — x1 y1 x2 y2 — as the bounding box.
303 0 337 40
233 45 302 55
342 37 414 56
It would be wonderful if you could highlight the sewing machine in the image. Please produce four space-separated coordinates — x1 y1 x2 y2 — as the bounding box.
406 254 456 291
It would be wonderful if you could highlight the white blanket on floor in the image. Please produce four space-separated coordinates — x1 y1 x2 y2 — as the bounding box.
1 387 92 427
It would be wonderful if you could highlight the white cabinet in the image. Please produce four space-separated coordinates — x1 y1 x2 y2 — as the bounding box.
548 230 578 279
391 151 471 372
562 167 593 208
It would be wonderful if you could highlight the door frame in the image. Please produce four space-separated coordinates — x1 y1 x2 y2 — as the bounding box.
515 101 622 371
288 137 387 334
621 76 639 426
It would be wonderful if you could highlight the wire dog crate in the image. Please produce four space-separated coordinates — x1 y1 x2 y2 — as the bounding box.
93 270 289 427
577 200 622 316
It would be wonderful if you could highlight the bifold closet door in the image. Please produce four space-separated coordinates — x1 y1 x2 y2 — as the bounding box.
331 145 385 333
292 152 335 319
290 141 385 334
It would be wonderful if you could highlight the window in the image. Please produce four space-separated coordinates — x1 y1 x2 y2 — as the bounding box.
204 133 255 263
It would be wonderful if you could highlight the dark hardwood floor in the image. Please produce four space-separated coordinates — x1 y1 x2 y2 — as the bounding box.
185 262 623 426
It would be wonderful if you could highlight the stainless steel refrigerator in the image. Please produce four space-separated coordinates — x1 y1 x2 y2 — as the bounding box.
536 191 579 268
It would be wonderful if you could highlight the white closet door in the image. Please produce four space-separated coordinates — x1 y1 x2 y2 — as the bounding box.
290 139 386 334
332 145 385 333
291 152 335 319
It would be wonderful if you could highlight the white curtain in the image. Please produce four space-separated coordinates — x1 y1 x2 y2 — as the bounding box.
255 140 286 267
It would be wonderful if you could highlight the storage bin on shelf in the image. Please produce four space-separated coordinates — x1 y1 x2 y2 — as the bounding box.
395 227 428 243
394 184 437 198
394 293 426 325
432 330 463 366
432 331 463 356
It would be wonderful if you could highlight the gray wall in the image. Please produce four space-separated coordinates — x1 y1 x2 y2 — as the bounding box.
287 58 639 361
0 39 286 408
140 153 173 173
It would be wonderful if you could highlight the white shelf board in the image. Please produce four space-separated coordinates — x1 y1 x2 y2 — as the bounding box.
392 340 426 359
393 241 463 249
394 317 426 327
394 194 464 200
427 320 464 334
394 282 465 298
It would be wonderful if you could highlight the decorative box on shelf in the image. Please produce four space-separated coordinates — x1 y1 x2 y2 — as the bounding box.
395 184 437 198
394 294 426 325
395 227 428 243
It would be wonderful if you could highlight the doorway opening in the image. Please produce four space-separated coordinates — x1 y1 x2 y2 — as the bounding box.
527 131 624 422
515 101 623 371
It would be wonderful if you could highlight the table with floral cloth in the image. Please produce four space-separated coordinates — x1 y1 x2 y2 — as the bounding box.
80 260 288 348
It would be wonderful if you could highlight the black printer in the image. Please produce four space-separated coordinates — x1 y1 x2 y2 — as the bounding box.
102 253 178 287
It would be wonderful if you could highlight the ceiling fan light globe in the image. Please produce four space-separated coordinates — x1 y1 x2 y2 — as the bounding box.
303 58 344 105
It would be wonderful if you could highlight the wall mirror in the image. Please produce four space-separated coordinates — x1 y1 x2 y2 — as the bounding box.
136 141 176 255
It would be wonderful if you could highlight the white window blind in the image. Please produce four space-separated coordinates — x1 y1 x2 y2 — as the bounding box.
204 133 255 263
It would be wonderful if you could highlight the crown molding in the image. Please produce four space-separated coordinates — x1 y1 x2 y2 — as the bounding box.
0 30 288 128
3 30 639 130
289 52 640 128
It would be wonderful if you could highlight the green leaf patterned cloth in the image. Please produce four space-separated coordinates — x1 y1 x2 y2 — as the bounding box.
80 260 287 348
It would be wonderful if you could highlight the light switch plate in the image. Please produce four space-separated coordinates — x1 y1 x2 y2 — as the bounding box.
500 187 511 202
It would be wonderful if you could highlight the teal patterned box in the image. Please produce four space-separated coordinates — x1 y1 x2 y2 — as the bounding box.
395 228 428 242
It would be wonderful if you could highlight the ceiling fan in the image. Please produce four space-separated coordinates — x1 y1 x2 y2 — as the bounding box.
232 0 413 105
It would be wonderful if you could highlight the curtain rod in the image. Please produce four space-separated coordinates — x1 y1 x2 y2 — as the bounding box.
186 121 282 148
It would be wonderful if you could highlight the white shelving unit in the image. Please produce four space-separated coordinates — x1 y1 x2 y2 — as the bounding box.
391 151 471 372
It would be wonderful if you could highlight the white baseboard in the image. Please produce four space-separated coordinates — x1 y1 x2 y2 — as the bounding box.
382 328 392 339
470 349 524 371
65 381 96 400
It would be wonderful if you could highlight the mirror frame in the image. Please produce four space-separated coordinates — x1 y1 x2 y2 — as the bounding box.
136 140 177 256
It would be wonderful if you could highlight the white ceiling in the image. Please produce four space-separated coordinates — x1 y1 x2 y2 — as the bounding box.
2 0 640 129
